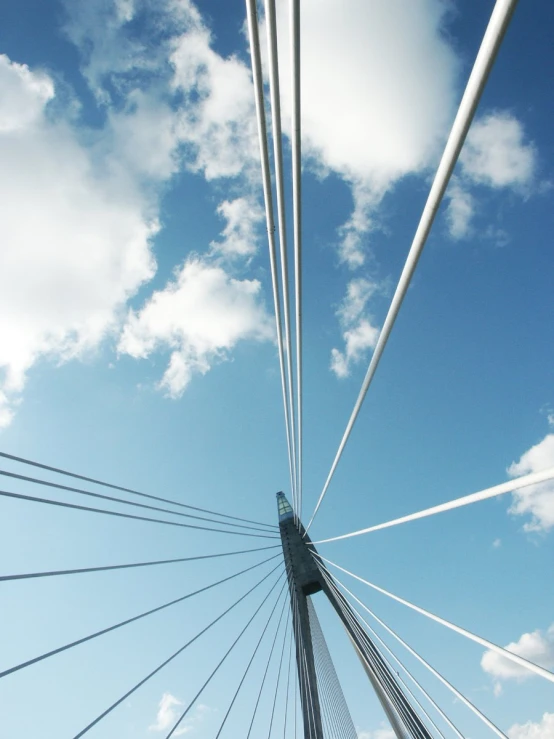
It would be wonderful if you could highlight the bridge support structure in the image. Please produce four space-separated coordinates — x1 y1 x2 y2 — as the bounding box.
277 492 433 739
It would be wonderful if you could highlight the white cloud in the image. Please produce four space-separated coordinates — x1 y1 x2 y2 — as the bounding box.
460 112 536 190
337 278 379 326
445 111 536 239
481 623 554 694
331 278 380 378
492 538 502 549
331 320 380 379
508 713 554 739
0 56 55 132
210 197 263 257
118 258 274 396
170 20 258 181
149 693 182 732
149 695 211 736
445 178 475 239
508 434 554 532
272 0 458 262
0 54 157 427
106 90 181 181
0 2 282 425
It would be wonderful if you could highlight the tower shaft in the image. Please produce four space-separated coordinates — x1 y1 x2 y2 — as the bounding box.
277 492 433 739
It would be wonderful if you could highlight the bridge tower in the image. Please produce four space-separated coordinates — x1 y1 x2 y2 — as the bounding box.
277 492 433 739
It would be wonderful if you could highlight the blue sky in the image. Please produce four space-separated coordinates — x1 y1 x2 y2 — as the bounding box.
0 0 553 737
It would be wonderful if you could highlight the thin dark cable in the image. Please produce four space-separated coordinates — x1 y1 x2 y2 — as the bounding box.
214 584 288 739
294 640 298 739
335 591 422 736
327 575 423 737
0 553 282 680
290 588 310 738
267 610 290 738
166 570 285 738
246 594 289 739
322 569 431 738
308 597 356 739
0 469 275 534
283 629 293 738
308 602 334 737
294 589 316 739
73 564 284 738
0 545 281 583
0 488 279 539
0 451 277 529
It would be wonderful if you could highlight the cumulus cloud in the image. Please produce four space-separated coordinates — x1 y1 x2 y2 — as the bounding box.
481 623 554 695
210 197 264 257
445 111 537 238
272 0 458 264
0 54 157 426
0 56 55 131
460 112 536 190
169 12 258 181
508 434 554 532
0 0 281 426
118 259 274 396
331 278 380 378
508 713 554 739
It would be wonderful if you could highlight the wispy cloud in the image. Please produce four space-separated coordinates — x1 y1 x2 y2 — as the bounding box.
330 278 380 378
149 695 213 736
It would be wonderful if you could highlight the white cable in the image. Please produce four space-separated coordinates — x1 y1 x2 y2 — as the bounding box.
265 0 298 511
319 555 554 685
320 565 506 739
290 0 303 517
326 577 424 737
320 569 460 739
314 465 554 544
305 0 519 532
245 0 297 508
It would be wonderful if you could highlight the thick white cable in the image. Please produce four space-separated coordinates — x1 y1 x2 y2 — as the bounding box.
305 0 519 532
322 567 505 739
320 555 554 686
246 0 297 507
265 0 299 510
290 0 303 517
331 584 425 737
320 569 459 739
332 590 444 739
314 465 554 544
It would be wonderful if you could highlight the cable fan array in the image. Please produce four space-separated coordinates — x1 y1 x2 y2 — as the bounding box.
1 0 552 737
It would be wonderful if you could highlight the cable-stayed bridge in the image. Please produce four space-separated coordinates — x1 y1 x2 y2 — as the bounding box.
1 0 553 736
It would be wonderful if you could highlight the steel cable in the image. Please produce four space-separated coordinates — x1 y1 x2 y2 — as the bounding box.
306 0 520 532
0 451 276 528
72 564 285 738
165 569 285 738
0 554 282 680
